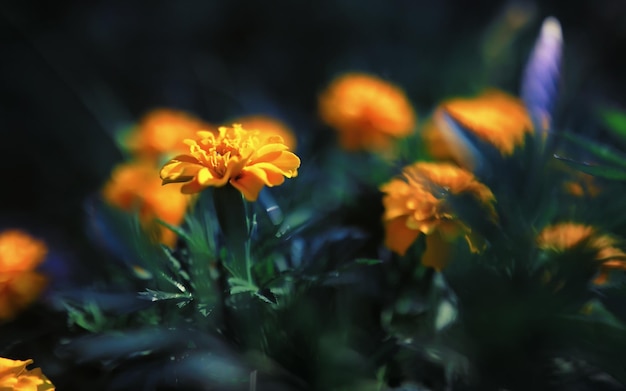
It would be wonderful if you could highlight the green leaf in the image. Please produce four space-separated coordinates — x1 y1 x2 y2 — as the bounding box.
600 108 626 144
138 288 192 303
354 258 384 265
555 155 626 181
229 285 257 295
228 277 258 295
560 131 626 169
155 218 191 241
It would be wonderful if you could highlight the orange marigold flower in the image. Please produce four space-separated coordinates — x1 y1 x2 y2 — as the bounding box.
380 162 496 268
0 357 55 390
537 222 626 285
126 109 212 160
230 115 297 151
563 172 601 198
102 161 190 246
160 124 301 202
319 73 416 151
436 89 534 156
0 230 48 321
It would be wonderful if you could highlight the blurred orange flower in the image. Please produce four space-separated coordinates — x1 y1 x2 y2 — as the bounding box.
380 162 496 268
563 172 601 198
319 73 416 151
160 124 300 201
537 222 626 285
230 115 297 151
102 161 190 246
435 89 533 158
0 230 48 321
126 109 212 160
0 357 55 390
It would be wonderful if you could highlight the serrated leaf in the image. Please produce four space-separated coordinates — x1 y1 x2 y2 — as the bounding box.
138 288 192 302
229 286 257 295
227 277 253 287
253 291 276 304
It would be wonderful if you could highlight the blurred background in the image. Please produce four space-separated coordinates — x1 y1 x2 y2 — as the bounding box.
1 0 625 264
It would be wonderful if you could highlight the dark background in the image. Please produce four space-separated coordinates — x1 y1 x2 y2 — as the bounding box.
1 0 625 259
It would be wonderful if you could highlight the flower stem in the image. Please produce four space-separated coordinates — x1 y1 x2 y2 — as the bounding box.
213 184 251 282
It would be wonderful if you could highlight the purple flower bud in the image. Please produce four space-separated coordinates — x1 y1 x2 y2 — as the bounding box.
521 17 563 131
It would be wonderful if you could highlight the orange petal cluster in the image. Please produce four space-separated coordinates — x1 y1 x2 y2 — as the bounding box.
435 89 533 157
160 124 301 201
537 222 626 285
102 161 190 246
126 109 212 160
0 357 55 390
230 115 297 151
380 162 496 267
0 230 48 321
319 73 416 151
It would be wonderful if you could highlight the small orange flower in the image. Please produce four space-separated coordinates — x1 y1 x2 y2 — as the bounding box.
126 109 212 160
0 230 48 321
0 357 55 390
563 172 601 198
319 73 416 151
230 115 297 151
102 161 190 246
537 222 626 285
160 124 301 201
380 162 496 268
435 89 533 157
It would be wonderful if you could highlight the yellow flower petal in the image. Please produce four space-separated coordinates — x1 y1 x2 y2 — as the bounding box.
439 89 533 156
384 216 422 256
0 357 55 390
230 170 269 202
422 230 452 271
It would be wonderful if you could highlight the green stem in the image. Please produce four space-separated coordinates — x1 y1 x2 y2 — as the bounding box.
212 184 251 282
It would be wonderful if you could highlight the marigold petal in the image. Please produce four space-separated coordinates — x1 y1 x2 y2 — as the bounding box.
254 143 290 157
0 357 55 390
422 230 451 271
251 151 300 176
384 216 422 256
230 171 268 202
180 179 207 194
382 198 412 221
160 156 203 184
441 89 533 156
240 166 286 187
247 162 296 182
601 260 626 270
